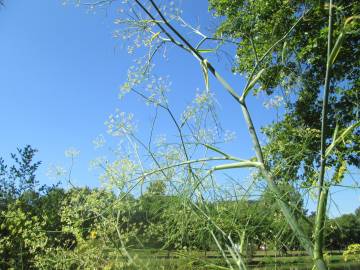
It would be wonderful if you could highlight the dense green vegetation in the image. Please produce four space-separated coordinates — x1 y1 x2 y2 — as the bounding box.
1 146 359 269
209 0 360 194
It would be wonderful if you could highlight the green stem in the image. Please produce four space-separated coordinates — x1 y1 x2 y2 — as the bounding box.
240 102 314 256
313 0 334 269
212 161 262 171
314 187 329 269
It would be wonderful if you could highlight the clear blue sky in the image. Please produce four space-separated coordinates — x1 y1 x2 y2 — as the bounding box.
0 0 358 216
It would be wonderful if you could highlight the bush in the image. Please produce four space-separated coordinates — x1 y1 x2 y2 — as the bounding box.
343 244 360 262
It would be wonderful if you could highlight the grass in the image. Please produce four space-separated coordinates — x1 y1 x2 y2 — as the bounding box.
126 249 359 270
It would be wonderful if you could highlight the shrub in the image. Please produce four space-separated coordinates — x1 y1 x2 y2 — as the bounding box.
343 244 360 262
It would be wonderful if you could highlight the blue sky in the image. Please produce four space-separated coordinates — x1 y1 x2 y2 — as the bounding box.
0 0 358 216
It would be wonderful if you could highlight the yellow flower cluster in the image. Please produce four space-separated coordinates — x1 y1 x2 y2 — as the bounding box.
90 230 97 239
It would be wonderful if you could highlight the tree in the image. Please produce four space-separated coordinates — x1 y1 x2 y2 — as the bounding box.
0 146 74 269
327 213 360 250
356 207 360 217
0 145 41 201
209 0 360 194
0 146 45 268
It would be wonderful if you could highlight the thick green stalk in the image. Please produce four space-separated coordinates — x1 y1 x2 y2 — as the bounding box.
314 187 329 269
239 230 246 256
314 0 334 268
240 103 314 256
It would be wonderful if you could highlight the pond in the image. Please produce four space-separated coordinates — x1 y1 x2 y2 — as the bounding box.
250 262 360 270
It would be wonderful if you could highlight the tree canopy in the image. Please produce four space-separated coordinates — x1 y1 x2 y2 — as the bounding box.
210 0 360 184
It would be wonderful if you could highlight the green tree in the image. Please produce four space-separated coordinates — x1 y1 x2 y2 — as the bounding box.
209 0 359 206
327 213 360 249
0 146 44 269
0 145 41 201
209 2 359 164
0 146 72 269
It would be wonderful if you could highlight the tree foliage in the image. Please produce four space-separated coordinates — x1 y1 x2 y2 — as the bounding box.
209 0 360 181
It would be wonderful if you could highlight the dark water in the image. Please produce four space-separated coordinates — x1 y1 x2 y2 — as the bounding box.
330 263 360 270
250 262 360 270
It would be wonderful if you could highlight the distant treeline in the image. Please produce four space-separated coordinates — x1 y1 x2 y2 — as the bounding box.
1 146 359 269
